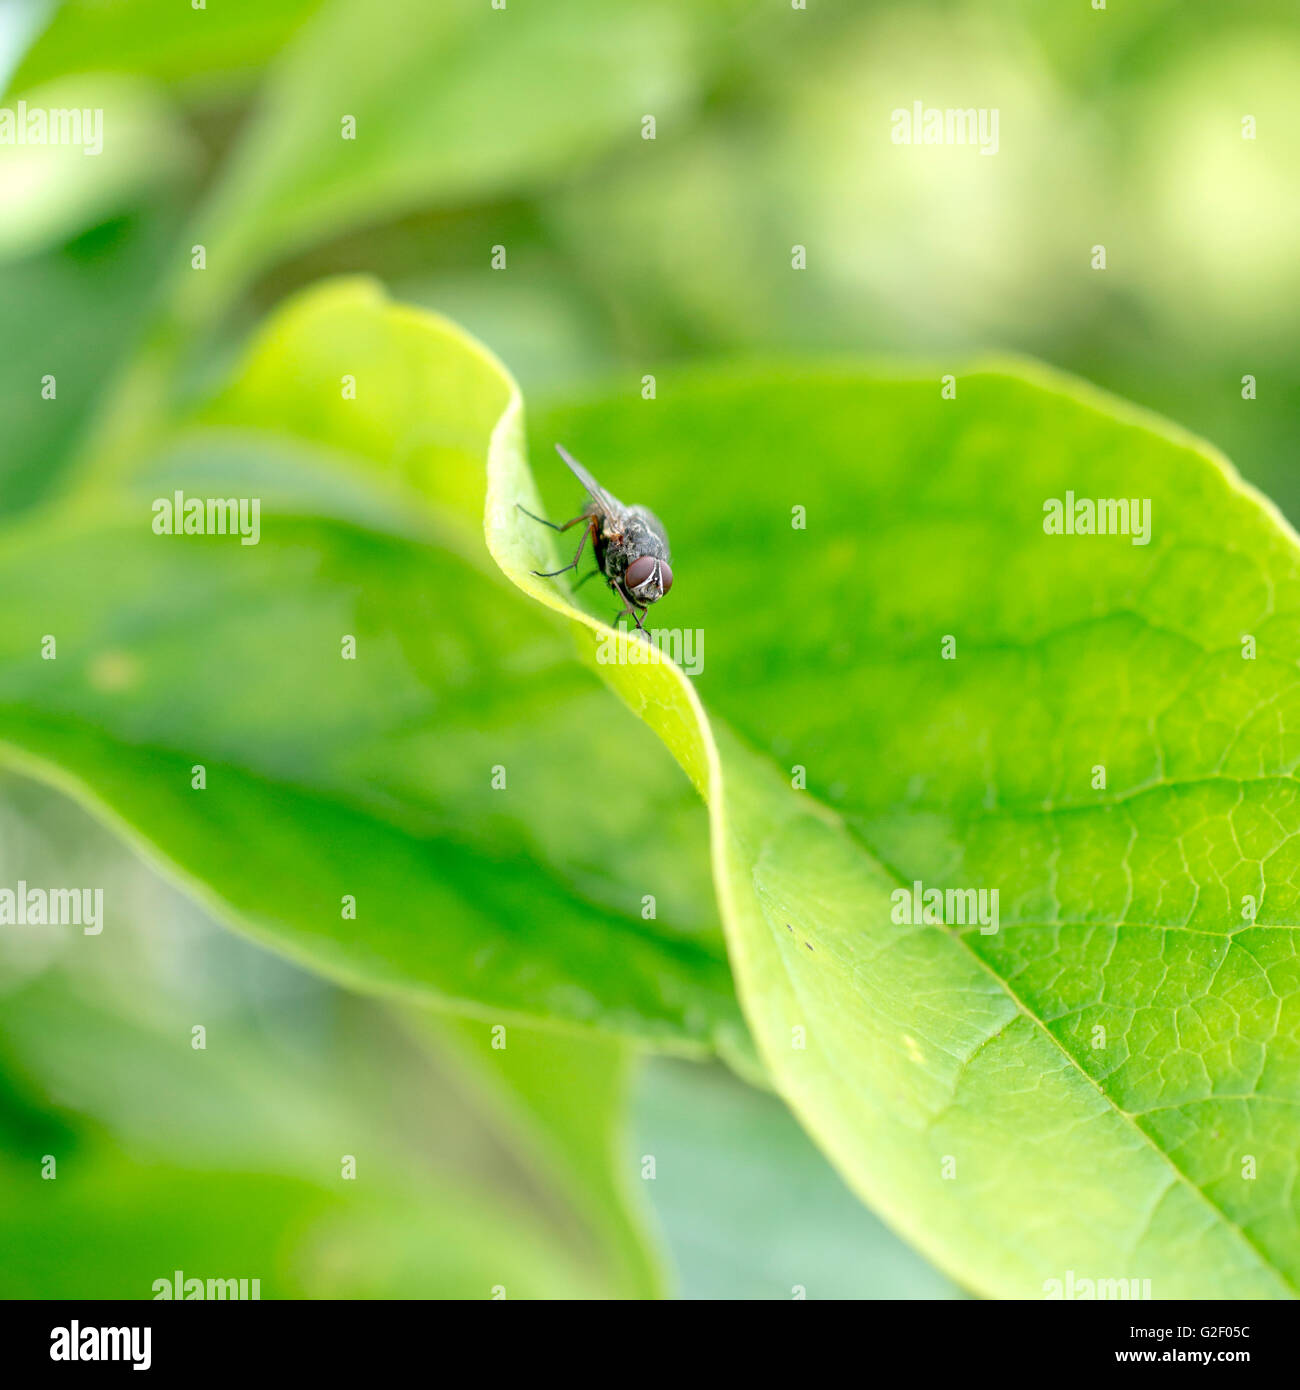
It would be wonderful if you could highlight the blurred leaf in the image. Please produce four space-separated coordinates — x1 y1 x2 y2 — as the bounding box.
635 1059 962 1299
176 0 704 327
290 1182 604 1299
485 361 1300 1298
0 986 647 1299
0 1151 333 1299
434 1015 669 1298
0 75 192 261
0 1142 604 1298
0 970 611 1299
0 198 184 517
8 0 327 100
0 784 666 1299
0 281 747 1057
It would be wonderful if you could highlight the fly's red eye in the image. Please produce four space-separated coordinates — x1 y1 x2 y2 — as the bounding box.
625 556 657 590
658 560 673 594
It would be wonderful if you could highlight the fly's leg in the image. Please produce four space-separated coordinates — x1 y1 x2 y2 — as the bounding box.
516 503 587 534
517 506 597 578
609 579 649 634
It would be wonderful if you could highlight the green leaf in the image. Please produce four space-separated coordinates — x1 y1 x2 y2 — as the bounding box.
0 282 747 1055
485 362 1300 1298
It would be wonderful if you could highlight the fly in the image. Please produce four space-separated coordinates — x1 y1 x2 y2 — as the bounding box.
518 444 673 633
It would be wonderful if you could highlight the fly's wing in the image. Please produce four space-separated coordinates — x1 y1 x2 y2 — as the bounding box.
555 443 624 520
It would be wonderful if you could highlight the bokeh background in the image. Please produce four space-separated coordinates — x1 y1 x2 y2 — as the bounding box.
1 0 1297 1297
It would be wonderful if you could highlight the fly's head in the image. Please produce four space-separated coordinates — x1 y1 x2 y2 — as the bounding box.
623 554 673 606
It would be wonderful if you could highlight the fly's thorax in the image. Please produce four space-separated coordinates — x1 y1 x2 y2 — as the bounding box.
625 507 670 559
601 516 668 574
